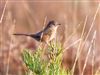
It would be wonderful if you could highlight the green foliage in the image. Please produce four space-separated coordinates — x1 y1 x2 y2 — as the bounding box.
22 42 71 75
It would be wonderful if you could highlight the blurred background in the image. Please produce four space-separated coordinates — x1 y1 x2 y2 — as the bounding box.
0 0 100 75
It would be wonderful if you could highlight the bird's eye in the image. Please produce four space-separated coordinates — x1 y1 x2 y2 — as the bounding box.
53 24 55 25
52 23 55 25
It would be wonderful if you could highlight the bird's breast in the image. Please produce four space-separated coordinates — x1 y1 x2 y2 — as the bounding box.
41 27 57 43
49 28 57 41
41 34 50 42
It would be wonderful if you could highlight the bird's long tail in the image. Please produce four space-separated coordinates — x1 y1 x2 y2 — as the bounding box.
13 33 30 36
13 33 41 41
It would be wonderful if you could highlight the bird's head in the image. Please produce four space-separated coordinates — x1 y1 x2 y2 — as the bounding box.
44 20 61 30
47 20 61 27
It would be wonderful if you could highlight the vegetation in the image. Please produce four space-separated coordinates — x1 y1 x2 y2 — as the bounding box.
22 42 71 75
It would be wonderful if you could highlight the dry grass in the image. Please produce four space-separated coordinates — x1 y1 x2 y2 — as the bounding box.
0 0 100 75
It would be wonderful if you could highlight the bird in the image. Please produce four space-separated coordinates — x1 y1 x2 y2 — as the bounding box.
13 20 61 44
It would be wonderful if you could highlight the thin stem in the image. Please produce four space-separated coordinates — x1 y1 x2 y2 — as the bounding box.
71 15 88 75
81 31 96 75
6 19 16 75
63 38 81 52
64 21 82 47
92 33 96 75
72 2 100 74
0 0 8 23
38 16 47 48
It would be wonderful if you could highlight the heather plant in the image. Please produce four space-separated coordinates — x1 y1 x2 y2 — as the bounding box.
22 42 71 75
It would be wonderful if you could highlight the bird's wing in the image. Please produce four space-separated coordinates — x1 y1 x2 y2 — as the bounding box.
29 31 43 41
35 31 43 36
